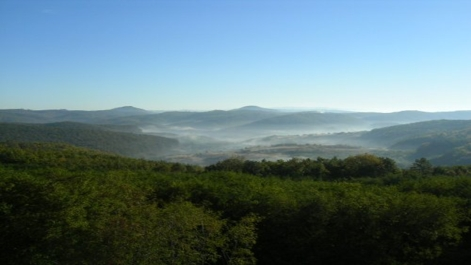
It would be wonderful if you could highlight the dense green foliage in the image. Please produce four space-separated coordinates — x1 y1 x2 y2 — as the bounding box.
206 154 401 180
1 142 471 264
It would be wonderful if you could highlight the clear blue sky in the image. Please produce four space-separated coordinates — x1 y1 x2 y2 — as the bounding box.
1 0 470 112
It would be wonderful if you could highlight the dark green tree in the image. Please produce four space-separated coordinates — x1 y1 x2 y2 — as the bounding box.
410 158 434 176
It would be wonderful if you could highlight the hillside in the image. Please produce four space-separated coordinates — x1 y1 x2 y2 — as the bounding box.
110 108 284 129
0 122 178 158
360 120 471 147
227 112 369 134
205 120 471 167
0 106 149 124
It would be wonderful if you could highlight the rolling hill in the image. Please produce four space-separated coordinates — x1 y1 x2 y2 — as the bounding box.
226 111 369 134
3 107 471 139
360 120 471 147
0 106 150 124
3 106 471 166
0 122 178 158
219 119 471 167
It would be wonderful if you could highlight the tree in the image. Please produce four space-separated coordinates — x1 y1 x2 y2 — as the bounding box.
410 158 434 176
206 157 245 172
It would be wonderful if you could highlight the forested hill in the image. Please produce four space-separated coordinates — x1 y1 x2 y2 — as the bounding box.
225 112 368 133
0 106 149 123
357 120 471 165
0 122 178 158
362 119 471 146
1 142 471 264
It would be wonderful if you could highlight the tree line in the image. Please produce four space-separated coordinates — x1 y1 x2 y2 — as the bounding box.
206 154 471 180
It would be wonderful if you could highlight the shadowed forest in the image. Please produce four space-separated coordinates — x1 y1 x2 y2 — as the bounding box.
1 142 471 265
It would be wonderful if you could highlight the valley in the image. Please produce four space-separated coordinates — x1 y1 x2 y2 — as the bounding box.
2 106 471 167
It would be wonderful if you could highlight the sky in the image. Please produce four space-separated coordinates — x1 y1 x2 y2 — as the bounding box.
1 0 470 112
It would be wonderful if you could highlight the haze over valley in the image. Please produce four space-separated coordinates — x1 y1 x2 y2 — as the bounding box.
2 106 471 167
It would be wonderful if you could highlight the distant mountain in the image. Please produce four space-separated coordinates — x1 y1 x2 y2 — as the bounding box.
109 109 284 130
108 106 148 115
0 106 149 124
232 106 279 112
2 107 471 140
0 122 178 158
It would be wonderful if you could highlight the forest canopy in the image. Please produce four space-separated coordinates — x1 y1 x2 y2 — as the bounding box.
1 142 471 265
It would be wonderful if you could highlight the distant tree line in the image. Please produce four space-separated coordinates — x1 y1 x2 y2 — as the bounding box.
206 154 470 180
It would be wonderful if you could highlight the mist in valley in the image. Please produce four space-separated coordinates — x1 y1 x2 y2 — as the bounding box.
132 108 471 167
137 116 392 166
3 106 471 167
